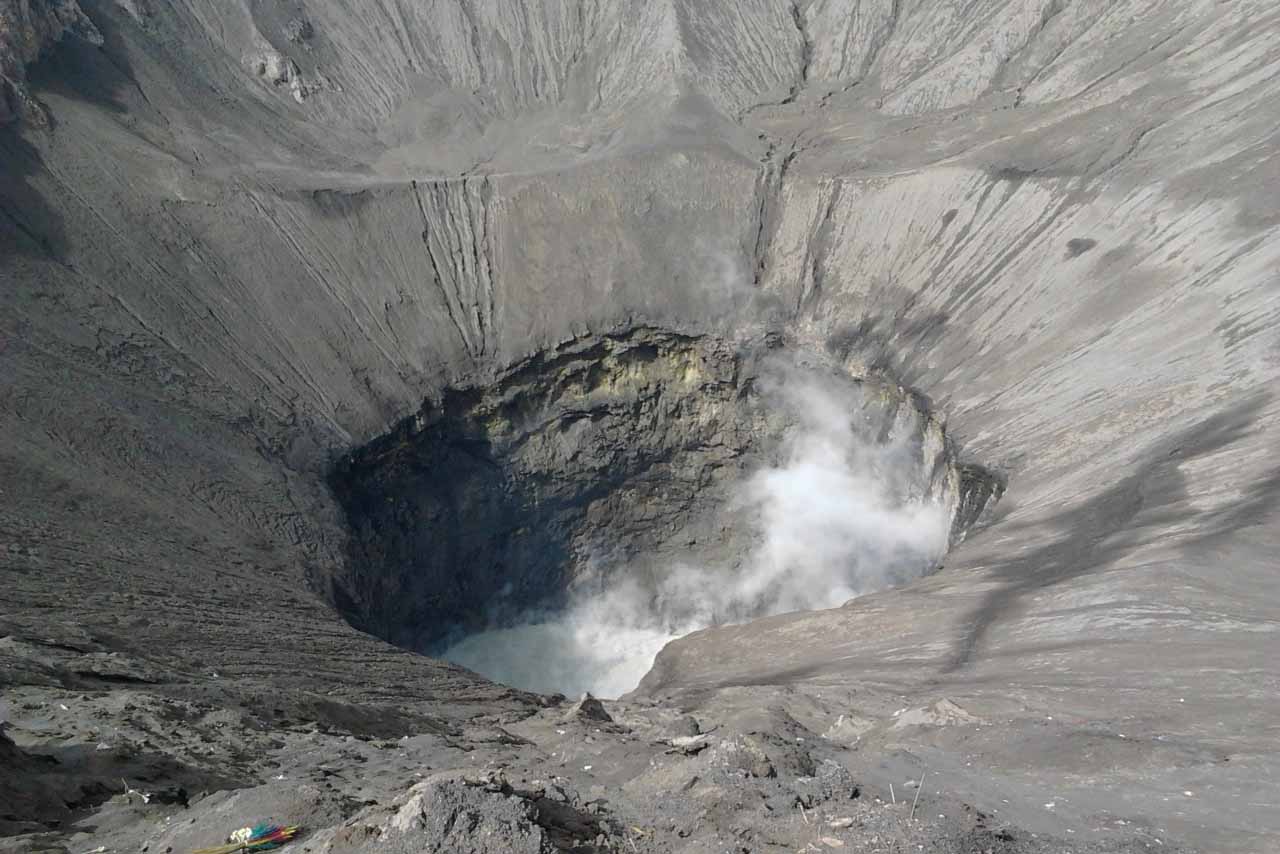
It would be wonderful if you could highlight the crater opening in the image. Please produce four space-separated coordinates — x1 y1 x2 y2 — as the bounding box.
326 327 1001 697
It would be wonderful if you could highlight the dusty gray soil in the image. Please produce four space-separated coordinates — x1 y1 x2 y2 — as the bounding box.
3 0 1279 852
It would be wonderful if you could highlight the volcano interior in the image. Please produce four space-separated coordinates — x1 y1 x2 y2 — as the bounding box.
3 1 1280 852
328 329 1001 695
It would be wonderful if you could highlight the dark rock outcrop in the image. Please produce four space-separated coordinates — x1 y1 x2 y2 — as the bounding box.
0 0 100 125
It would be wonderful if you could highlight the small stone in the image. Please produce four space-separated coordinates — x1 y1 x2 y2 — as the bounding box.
284 18 314 43
669 734 711 754
673 715 701 737
253 52 298 86
828 817 854 829
562 693 613 723
820 837 845 848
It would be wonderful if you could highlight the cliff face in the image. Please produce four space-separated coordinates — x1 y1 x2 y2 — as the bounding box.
2 1 1279 852
0 0 100 125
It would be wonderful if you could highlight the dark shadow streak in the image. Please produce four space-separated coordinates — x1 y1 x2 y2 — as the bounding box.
943 391 1280 672
0 127 69 265
0 3 138 267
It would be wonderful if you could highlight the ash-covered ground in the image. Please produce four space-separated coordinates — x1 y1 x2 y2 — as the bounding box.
4 1 1280 852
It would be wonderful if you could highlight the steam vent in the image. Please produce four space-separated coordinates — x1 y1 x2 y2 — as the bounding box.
2 2 1278 853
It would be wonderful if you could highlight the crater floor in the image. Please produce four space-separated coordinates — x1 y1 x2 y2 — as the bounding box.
2 1 1279 853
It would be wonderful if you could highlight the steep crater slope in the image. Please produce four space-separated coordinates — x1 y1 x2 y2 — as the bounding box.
2 0 1280 851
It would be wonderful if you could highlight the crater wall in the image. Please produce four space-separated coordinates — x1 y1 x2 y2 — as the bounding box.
2 0 1279 850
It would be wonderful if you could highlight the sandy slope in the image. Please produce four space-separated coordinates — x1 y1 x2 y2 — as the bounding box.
2 1 1279 851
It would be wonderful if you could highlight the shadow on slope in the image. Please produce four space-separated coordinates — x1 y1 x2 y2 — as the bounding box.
0 0 139 267
0 728 242 835
944 390 1280 671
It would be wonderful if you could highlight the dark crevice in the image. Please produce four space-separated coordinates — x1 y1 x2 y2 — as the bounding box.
781 1 812 105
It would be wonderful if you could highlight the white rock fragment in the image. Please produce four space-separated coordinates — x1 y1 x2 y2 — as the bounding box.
822 713 875 744
247 51 314 102
253 51 297 85
668 733 712 754
892 698 981 729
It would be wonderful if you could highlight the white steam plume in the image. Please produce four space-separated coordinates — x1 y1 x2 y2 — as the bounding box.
443 366 951 698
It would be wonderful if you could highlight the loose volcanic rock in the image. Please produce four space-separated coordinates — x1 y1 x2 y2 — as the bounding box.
1 1 1279 853
561 694 613 725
